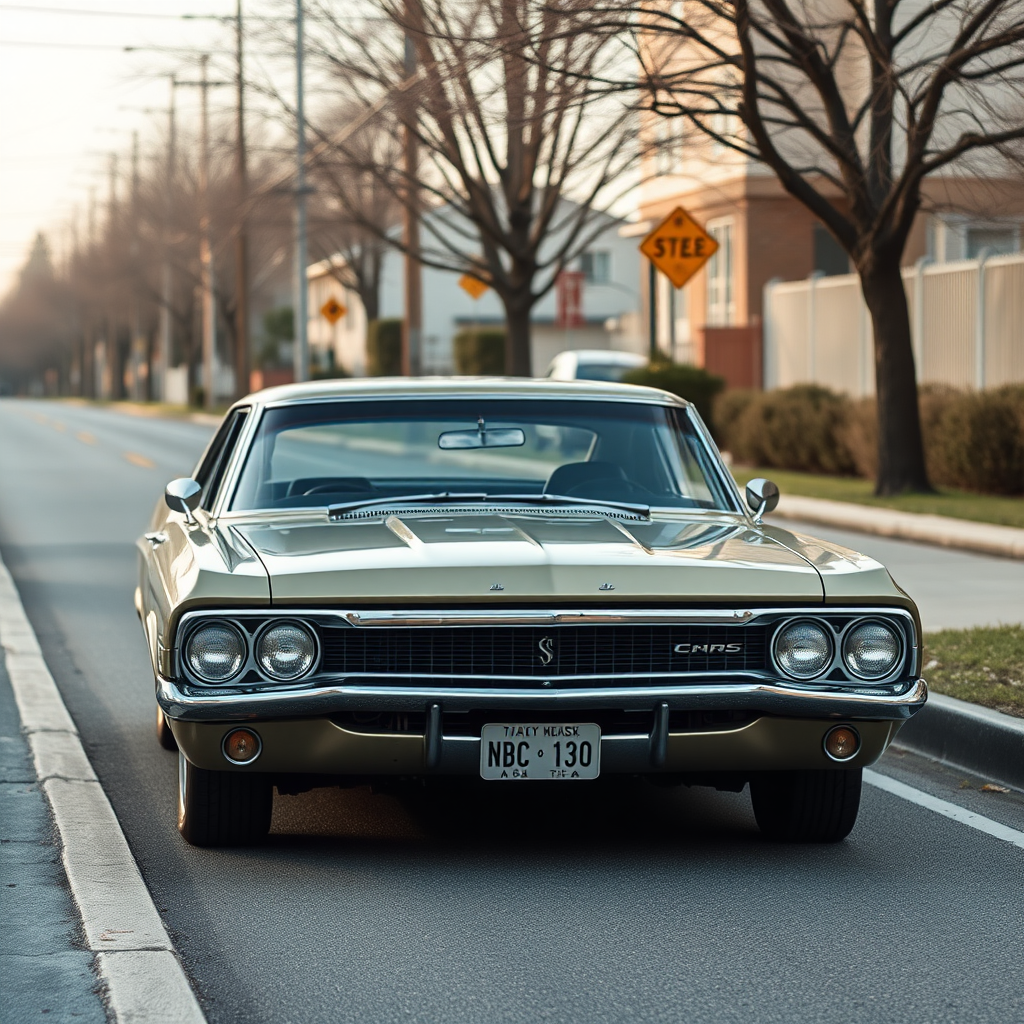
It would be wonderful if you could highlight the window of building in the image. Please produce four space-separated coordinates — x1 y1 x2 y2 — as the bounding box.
705 218 735 326
966 226 1019 259
580 250 611 284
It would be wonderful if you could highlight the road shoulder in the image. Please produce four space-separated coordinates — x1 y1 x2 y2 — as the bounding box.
0 551 206 1024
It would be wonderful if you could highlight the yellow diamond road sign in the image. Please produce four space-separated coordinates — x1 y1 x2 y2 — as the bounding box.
459 274 489 300
321 296 346 324
639 206 718 289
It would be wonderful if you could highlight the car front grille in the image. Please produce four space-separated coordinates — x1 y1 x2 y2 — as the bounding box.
319 624 768 683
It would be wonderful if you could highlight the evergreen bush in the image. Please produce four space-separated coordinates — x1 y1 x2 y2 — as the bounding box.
620 361 725 435
454 328 506 375
366 318 403 376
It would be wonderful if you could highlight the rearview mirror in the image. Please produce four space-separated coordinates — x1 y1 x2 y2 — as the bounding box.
745 477 780 523
165 478 202 524
438 427 525 450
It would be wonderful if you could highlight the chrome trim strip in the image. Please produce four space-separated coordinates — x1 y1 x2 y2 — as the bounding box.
343 609 757 627
157 674 928 723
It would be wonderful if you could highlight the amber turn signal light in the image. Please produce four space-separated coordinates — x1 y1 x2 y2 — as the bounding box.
223 728 261 764
823 725 860 762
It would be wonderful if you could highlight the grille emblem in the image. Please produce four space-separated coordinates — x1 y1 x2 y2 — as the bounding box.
538 636 555 666
673 642 743 654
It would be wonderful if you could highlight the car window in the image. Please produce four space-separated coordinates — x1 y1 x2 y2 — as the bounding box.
228 399 737 513
574 361 636 382
193 408 249 510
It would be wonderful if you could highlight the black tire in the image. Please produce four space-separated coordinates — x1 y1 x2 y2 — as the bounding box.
177 751 273 847
156 706 178 751
750 768 862 843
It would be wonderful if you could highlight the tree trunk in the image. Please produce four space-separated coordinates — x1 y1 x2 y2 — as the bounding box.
504 297 532 376
859 253 932 495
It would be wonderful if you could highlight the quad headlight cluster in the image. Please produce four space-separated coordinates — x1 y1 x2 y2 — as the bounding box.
183 619 318 684
772 617 904 683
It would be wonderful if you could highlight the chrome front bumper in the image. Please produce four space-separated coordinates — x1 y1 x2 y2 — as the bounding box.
158 675 928 723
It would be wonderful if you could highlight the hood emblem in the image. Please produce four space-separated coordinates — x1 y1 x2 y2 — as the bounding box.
538 636 555 666
599 583 615 591
489 583 505 591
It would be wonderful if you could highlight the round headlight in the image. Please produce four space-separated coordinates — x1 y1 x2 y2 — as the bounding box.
256 622 316 680
774 620 833 679
185 622 246 683
843 620 901 680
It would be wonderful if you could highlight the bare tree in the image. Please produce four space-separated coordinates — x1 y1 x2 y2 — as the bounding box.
585 0 1024 495
306 107 404 325
305 0 638 375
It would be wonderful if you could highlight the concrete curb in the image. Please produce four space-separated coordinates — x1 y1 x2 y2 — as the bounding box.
0 555 206 1024
894 691 1024 792
771 493 1024 560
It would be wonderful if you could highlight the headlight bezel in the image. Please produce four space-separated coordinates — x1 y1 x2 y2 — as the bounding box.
770 614 910 685
771 617 835 681
841 617 905 681
254 620 319 682
177 615 321 687
183 620 248 684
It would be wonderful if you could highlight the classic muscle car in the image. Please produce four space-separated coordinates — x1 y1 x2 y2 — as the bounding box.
136 378 927 846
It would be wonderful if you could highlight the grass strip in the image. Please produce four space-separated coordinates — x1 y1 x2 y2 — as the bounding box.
731 466 1024 530
922 626 1024 719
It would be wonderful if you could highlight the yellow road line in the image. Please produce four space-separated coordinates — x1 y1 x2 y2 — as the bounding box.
76 432 96 445
123 451 155 469
30 413 48 425
51 421 66 432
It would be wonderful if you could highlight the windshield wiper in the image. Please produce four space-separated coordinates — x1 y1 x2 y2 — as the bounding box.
486 493 650 517
328 492 488 518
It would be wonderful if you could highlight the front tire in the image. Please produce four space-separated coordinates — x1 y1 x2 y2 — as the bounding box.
750 769 862 843
156 706 178 751
177 752 273 847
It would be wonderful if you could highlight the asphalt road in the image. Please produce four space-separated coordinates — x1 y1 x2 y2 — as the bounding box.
1 398 1022 1024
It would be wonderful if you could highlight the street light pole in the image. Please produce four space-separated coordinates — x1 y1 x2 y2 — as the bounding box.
198 54 217 410
157 75 176 404
402 20 422 377
293 0 309 384
234 0 250 399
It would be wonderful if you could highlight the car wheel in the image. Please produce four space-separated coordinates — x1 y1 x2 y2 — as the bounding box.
750 768 862 843
177 751 273 847
156 706 178 751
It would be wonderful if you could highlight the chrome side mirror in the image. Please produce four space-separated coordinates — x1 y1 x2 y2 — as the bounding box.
745 477 780 524
165 478 202 525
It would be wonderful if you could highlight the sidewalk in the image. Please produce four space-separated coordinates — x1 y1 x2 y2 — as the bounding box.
771 493 1024 560
0 644 107 1022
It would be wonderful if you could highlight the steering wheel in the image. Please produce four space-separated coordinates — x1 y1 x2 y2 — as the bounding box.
560 477 651 502
302 482 373 496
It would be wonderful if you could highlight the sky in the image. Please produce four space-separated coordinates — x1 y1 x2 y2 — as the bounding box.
0 0 255 295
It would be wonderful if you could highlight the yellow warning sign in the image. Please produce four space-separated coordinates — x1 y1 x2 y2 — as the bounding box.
458 274 489 300
639 206 718 289
320 296 347 324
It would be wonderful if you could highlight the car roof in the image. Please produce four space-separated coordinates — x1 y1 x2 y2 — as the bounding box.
562 350 647 364
239 376 688 409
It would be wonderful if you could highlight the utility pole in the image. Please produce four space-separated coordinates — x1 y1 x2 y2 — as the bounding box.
199 56 216 408
233 0 250 399
129 130 145 401
106 153 119 400
157 76 177 404
402 19 422 376
293 0 309 384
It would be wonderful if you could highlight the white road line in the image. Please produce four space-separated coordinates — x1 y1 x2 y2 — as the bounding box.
0 553 206 1024
865 769 1024 850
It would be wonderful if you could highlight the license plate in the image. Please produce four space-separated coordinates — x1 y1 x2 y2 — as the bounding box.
479 723 601 780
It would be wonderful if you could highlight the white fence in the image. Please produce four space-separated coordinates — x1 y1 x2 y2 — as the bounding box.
763 252 1024 395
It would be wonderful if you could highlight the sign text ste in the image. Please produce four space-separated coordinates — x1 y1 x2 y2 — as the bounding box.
640 206 718 289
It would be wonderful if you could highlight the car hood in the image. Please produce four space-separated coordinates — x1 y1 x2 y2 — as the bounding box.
228 511 832 604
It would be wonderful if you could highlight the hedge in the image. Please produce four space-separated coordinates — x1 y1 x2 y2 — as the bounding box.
454 328 506 375
715 383 1024 495
620 362 725 436
366 318 403 376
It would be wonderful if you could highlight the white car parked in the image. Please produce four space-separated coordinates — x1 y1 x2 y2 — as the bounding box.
546 349 647 383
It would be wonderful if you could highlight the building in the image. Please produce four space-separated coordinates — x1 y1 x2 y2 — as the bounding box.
307 206 643 377
636 6 1024 390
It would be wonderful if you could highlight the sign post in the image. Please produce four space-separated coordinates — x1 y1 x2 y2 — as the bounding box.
640 206 718 360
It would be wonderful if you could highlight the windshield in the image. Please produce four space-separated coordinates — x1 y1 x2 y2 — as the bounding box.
574 361 638 382
228 398 737 513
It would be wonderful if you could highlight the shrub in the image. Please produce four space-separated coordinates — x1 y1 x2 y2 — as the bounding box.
453 328 506 375
621 361 725 435
366 318 403 376
724 384 857 475
928 387 1024 494
838 396 877 479
713 389 759 448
